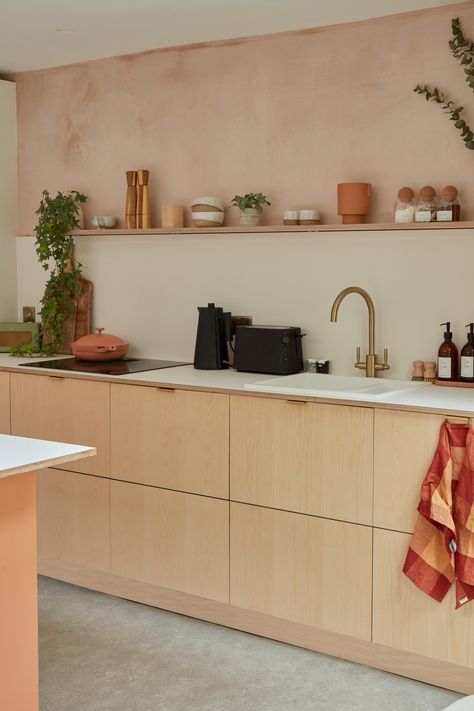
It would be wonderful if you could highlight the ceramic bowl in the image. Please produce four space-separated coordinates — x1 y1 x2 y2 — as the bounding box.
191 197 225 213
91 215 117 229
192 211 225 227
298 209 321 225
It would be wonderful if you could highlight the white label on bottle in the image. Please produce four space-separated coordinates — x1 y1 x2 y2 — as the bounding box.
438 357 452 378
394 208 414 223
415 210 431 223
461 356 474 378
437 210 453 222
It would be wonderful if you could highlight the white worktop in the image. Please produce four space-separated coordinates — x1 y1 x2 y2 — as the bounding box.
0 434 95 480
1 354 474 416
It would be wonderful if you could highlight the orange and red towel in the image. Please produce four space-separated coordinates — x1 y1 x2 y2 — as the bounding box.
403 421 474 609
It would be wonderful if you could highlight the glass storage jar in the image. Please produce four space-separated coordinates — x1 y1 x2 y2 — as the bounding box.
415 185 437 223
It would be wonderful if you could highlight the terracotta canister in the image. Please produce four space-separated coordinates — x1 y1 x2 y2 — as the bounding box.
337 183 372 224
71 328 129 361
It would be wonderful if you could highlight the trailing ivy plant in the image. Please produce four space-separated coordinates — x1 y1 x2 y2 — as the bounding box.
35 189 87 355
414 18 474 150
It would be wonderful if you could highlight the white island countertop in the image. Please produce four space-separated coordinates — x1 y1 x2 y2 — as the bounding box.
0 434 95 480
1 354 474 416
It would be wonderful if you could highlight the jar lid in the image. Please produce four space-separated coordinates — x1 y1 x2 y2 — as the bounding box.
419 185 436 199
397 187 414 201
440 185 458 200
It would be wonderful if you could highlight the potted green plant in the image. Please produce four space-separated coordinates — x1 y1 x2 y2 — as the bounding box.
231 193 271 226
35 189 87 355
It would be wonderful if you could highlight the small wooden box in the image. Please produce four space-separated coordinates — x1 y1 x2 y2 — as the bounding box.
0 322 40 352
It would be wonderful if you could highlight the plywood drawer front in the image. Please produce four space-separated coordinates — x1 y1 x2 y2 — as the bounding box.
0 372 10 433
111 384 229 498
10 373 110 477
37 469 110 571
230 395 373 525
373 528 474 667
374 409 444 533
230 503 372 640
110 481 229 603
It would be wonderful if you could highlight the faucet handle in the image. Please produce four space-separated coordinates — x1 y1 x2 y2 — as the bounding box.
383 347 389 366
356 346 361 364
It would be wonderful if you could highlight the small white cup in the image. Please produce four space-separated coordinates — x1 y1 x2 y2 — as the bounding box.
299 210 320 222
283 210 299 225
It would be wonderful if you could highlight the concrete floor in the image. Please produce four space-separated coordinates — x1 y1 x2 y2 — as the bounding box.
39 576 462 711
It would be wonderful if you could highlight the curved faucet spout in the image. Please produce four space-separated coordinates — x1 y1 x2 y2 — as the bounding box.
330 286 375 356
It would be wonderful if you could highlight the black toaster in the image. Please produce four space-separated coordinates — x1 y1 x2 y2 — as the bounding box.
233 325 305 375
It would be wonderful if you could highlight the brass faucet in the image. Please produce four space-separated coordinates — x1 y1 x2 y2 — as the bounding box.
330 286 390 378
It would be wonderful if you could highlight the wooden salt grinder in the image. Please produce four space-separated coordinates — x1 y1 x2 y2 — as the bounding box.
125 171 137 229
136 169 151 229
411 360 424 381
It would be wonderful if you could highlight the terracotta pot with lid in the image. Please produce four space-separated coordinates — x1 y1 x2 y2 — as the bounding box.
71 328 129 361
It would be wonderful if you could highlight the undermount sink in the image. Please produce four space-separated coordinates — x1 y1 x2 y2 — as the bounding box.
244 372 428 400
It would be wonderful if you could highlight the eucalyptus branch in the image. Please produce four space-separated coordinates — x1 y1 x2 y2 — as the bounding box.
449 18 474 92
414 17 474 152
413 85 474 149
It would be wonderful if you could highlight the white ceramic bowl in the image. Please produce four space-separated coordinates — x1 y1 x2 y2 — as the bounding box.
91 215 117 229
192 211 225 227
191 197 225 213
298 210 320 220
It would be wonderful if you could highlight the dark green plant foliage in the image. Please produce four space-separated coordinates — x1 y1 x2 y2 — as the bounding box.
10 336 41 358
34 190 87 355
231 193 271 213
414 18 474 150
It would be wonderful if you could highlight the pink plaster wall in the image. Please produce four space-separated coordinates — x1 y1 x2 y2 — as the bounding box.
14 2 474 233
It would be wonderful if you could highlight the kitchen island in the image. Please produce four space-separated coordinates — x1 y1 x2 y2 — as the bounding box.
0 355 473 694
0 434 95 711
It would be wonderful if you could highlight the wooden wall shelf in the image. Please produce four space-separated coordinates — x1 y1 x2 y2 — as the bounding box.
20 221 474 237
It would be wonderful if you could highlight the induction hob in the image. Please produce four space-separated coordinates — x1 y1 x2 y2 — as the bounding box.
18 357 190 376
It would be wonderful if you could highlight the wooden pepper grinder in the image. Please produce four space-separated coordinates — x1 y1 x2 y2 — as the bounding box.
136 169 151 228
125 171 137 229
411 360 424 381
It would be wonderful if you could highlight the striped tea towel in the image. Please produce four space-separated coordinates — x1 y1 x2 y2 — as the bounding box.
403 422 474 609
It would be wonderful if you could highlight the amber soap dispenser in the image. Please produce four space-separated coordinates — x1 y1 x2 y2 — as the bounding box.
461 323 474 382
438 322 459 381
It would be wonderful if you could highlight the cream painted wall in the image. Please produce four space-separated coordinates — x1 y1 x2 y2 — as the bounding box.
0 81 17 322
15 228 474 380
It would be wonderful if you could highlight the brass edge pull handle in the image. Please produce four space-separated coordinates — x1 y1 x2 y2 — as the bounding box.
286 399 307 405
156 386 175 392
48 376 64 381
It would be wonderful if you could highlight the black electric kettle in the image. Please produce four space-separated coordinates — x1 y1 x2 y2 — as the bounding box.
193 303 232 370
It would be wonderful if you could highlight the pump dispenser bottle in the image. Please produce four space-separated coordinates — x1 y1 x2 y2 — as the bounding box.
461 323 474 382
437 322 459 381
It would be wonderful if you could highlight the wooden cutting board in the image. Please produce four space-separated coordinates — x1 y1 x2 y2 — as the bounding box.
59 277 93 354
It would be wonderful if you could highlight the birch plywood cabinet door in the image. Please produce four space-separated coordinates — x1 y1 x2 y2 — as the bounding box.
230 503 372 640
373 528 474 668
0 372 10 433
230 395 373 525
374 409 445 533
111 384 229 498
37 468 110 571
10 373 110 476
111 481 229 602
